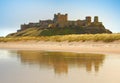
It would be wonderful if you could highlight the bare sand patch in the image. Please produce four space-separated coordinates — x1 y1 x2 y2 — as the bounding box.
0 41 120 55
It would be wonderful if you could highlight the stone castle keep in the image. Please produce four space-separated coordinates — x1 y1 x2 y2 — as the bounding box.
18 13 103 32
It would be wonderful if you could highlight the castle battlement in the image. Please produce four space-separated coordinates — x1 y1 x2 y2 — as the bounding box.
19 13 103 32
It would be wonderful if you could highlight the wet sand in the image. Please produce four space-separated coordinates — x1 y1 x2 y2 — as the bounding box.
0 41 120 55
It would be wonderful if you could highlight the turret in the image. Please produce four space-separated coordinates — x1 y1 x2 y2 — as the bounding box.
93 16 102 26
54 14 57 17
86 16 91 26
65 14 68 16
94 16 99 23
53 13 68 27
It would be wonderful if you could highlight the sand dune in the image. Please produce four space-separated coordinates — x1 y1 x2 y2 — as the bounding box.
0 41 120 55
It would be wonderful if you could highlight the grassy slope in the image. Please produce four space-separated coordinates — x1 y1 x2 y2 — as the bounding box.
3 27 118 42
7 26 111 37
1 33 120 42
7 28 43 37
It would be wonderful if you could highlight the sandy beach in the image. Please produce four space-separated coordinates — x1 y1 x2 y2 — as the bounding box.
0 41 120 55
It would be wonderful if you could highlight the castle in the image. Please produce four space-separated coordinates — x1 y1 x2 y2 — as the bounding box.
18 13 103 32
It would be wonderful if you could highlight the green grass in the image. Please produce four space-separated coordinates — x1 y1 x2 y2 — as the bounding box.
1 33 120 42
7 26 112 37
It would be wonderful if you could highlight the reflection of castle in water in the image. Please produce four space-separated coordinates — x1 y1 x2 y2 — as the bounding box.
17 51 105 74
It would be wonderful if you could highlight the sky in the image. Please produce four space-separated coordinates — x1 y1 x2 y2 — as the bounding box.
0 0 120 36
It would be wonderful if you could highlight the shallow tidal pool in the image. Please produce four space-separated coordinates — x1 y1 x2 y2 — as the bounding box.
0 50 120 83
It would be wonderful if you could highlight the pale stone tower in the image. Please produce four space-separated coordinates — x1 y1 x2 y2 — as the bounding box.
93 16 101 26
94 16 99 23
53 13 68 27
86 16 91 26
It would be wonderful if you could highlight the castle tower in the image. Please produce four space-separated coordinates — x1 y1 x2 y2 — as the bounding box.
85 16 91 26
94 16 99 23
53 13 68 27
93 16 101 26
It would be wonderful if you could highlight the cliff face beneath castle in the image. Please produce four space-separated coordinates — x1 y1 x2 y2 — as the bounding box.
7 13 112 37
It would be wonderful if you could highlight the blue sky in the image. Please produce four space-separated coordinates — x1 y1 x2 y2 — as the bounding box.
0 0 120 36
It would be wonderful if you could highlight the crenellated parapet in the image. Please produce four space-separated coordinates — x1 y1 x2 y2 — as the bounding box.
94 16 98 23
19 13 104 32
20 24 29 31
53 13 68 27
85 16 91 26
